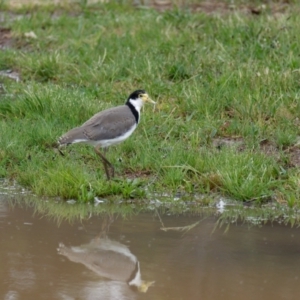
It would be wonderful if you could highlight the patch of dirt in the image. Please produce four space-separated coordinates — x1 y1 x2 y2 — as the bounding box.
259 139 280 159
0 27 13 49
195 1 290 15
0 70 20 82
212 136 300 168
0 28 21 83
123 169 152 180
139 0 291 15
258 139 300 167
7 0 69 8
285 146 300 167
213 137 280 158
212 137 244 150
4 0 296 16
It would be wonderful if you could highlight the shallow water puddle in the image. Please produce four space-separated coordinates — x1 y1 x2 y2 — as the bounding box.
1 198 300 300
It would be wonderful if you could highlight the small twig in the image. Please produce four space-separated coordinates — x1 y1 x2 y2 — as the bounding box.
160 220 200 234
155 208 165 228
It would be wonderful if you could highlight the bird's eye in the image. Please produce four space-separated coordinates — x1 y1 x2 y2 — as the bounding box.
138 94 143 98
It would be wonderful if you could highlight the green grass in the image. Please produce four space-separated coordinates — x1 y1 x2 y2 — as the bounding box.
1 1 300 204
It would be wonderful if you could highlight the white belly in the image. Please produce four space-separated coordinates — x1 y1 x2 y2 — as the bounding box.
70 124 137 148
94 124 137 148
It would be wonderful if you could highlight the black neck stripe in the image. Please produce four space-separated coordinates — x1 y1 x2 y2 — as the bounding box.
126 101 139 124
127 261 139 284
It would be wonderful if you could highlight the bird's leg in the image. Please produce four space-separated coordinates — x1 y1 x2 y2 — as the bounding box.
94 146 115 180
97 214 115 239
96 148 111 180
103 147 115 178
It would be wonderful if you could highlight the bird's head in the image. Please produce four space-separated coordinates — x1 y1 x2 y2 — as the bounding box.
137 280 155 293
127 90 155 110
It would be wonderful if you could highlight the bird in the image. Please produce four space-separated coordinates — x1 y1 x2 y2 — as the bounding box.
58 90 155 180
57 237 154 293
57 215 154 293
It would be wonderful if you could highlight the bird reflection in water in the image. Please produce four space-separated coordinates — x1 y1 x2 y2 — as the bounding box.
57 215 154 297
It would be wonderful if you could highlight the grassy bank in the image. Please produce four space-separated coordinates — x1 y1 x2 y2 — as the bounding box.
1 1 300 204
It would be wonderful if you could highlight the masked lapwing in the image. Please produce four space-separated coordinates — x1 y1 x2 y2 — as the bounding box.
58 238 154 293
58 90 155 180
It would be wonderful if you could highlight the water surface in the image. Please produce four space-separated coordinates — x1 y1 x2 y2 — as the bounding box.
1 197 300 300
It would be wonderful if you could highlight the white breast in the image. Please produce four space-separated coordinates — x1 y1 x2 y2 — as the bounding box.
97 124 137 148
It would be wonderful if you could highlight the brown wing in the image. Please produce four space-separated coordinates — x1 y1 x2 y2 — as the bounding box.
82 105 136 141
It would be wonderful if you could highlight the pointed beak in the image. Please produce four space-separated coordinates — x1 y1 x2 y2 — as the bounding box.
138 281 155 293
142 93 156 105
